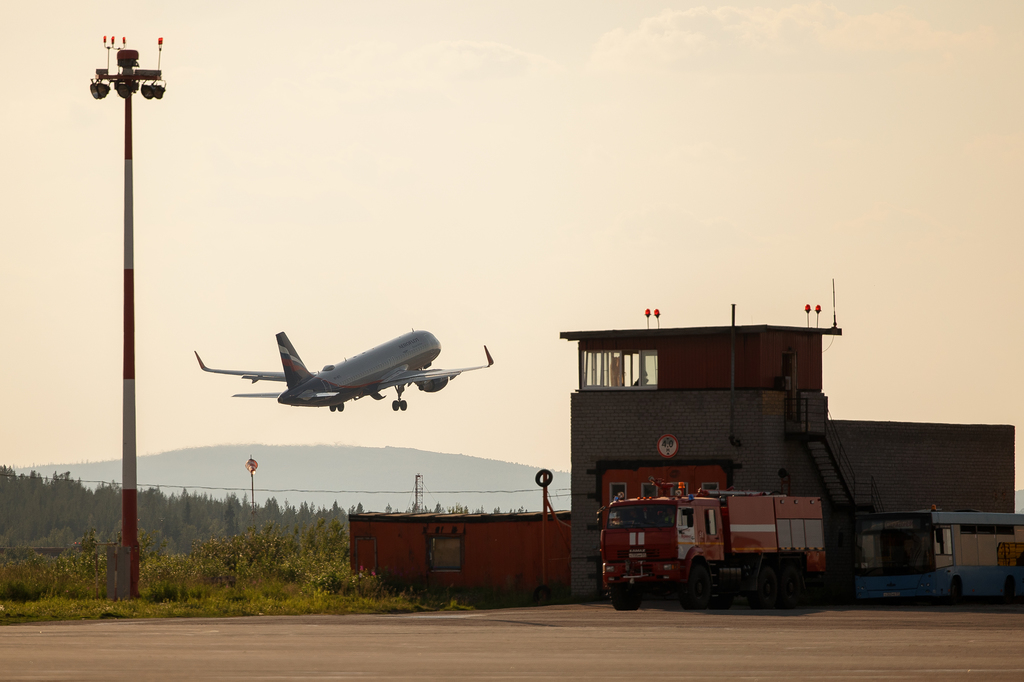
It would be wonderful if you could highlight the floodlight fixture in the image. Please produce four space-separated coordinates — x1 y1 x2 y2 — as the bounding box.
90 81 110 99
140 83 165 100
114 80 137 99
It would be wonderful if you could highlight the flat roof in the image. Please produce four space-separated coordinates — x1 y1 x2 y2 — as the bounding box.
560 324 842 341
349 511 570 524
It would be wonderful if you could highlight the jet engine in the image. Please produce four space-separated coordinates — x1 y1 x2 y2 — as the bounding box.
416 377 449 393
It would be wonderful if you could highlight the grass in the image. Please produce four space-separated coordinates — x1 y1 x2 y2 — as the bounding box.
0 522 576 625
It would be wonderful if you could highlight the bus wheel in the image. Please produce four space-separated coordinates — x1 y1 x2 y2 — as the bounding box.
945 577 962 606
610 584 642 611
749 566 778 609
708 593 734 610
680 564 711 610
778 565 802 609
1003 576 1016 605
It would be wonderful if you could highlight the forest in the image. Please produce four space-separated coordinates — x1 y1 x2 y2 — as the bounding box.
0 467 347 554
0 467 512 553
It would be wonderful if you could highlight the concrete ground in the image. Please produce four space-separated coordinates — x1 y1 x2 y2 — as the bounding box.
2 600 1023 680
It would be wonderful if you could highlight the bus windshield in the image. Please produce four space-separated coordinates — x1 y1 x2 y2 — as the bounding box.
855 515 934 576
607 504 676 529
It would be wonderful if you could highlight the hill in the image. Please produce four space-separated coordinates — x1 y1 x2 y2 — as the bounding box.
15 445 569 514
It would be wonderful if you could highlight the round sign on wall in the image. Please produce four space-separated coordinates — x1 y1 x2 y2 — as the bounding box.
657 434 679 458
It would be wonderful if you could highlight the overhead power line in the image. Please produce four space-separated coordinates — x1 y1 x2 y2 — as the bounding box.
0 472 570 496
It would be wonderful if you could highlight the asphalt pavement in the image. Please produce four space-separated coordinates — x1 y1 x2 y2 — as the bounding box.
2 600 1023 680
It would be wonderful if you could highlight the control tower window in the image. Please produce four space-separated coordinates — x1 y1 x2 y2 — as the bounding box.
581 350 657 389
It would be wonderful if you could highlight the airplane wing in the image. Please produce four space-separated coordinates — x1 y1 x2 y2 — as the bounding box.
195 351 287 384
232 392 284 398
374 346 493 392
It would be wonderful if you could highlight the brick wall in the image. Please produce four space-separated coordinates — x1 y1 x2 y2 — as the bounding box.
832 420 1015 515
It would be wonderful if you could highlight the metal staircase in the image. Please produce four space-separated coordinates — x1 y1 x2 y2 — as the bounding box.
785 393 881 513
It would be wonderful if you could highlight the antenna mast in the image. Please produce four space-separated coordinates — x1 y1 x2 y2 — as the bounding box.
832 279 838 328
413 473 423 513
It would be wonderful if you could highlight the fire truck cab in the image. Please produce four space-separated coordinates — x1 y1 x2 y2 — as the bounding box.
600 481 826 610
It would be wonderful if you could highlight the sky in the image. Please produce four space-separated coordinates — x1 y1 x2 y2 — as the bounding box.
1 1 1022 489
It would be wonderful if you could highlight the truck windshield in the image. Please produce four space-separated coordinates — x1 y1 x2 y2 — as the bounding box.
854 515 934 576
607 504 675 529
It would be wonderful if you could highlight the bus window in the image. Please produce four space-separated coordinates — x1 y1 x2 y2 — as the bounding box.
933 526 953 568
855 515 933 576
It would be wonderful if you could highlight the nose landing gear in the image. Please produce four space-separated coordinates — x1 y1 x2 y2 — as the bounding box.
329 403 344 413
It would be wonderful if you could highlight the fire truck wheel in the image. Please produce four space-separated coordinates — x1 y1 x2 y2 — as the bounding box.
680 564 711 610
778 565 801 609
749 566 778 609
708 593 734 610
610 584 642 611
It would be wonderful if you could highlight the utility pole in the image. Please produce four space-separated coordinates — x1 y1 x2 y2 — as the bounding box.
246 459 259 523
413 474 423 513
90 36 167 599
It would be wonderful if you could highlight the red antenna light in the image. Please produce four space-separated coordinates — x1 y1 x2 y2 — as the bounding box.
122 37 126 46
103 36 107 44
645 308 651 330
804 304 811 327
158 37 163 45
653 308 660 329
815 304 822 328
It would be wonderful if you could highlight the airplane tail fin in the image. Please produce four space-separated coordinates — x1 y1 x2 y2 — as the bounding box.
276 332 313 389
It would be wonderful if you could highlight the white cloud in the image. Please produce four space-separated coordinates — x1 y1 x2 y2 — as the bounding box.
591 3 996 72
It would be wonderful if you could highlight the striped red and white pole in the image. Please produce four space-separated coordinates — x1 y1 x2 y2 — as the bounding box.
122 91 139 598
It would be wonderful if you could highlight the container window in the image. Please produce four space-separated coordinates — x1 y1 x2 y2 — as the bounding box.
640 482 658 498
609 482 627 503
429 536 462 572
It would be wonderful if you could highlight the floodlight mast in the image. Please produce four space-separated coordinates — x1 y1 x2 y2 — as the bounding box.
89 36 166 599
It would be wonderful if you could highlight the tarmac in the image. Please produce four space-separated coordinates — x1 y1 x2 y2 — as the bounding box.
2 600 1023 680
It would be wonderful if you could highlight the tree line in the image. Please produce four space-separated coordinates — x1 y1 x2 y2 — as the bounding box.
0 468 527 554
0 467 347 554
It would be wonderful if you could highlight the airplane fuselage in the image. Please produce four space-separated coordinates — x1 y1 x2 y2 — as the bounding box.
278 331 441 407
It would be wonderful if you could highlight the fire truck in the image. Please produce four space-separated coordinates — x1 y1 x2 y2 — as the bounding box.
601 481 826 610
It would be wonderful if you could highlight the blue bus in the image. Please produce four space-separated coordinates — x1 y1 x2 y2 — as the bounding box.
854 510 1024 603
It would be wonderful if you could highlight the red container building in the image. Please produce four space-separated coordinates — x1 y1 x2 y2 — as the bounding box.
349 511 571 591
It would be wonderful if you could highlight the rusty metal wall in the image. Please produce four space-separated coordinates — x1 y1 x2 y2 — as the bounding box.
348 513 572 591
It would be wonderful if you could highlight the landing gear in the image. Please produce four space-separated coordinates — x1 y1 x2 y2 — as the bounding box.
329 403 344 413
392 385 408 411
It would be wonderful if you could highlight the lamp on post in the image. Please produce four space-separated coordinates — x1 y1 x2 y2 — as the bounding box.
89 35 167 600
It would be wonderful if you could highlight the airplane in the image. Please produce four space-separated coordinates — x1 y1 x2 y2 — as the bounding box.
195 331 493 412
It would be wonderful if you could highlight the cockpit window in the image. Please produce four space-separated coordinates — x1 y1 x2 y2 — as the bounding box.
607 504 675 529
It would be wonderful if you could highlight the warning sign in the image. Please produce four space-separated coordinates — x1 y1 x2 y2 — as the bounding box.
657 434 679 459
